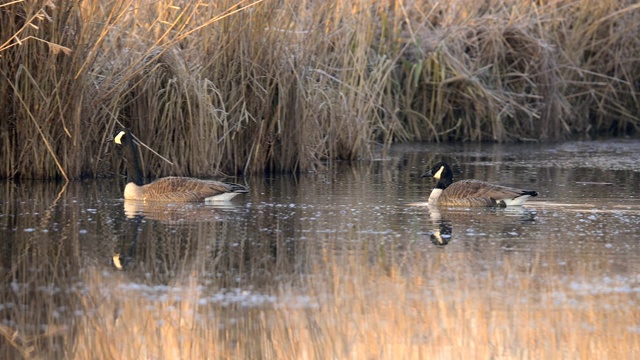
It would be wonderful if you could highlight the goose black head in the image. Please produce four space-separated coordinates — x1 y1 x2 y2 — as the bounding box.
113 129 144 186
113 129 133 145
421 161 454 188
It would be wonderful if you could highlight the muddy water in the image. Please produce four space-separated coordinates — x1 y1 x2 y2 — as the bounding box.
2 140 640 355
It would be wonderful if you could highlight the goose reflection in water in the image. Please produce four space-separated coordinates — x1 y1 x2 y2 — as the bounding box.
430 220 453 246
421 204 538 247
113 214 143 270
113 200 246 271
123 199 239 221
424 204 452 246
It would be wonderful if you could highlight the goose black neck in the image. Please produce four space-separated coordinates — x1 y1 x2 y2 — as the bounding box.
436 176 452 190
123 136 145 186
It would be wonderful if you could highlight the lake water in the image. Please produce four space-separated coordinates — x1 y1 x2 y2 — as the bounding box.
2 140 640 358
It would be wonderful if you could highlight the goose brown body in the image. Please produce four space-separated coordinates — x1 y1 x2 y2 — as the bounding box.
422 162 537 207
124 176 248 202
114 129 248 202
433 179 536 207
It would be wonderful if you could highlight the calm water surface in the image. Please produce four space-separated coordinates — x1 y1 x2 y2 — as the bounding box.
2 140 640 353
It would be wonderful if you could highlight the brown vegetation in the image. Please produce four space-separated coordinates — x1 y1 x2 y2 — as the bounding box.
1 0 640 179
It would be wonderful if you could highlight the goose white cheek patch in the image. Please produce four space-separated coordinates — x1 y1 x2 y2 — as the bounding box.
114 131 126 144
433 166 445 179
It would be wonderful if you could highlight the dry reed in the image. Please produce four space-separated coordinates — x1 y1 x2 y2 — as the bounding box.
1 0 640 179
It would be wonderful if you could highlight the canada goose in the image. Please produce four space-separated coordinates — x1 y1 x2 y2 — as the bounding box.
421 161 538 207
113 129 248 202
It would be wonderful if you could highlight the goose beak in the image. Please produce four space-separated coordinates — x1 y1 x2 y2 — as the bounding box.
421 170 434 178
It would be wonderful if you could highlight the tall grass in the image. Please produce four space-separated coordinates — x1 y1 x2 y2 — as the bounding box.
1 0 640 179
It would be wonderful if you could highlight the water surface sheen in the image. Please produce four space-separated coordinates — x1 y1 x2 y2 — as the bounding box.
2 140 640 355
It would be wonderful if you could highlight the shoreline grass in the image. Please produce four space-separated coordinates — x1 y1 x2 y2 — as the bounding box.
1 0 640 179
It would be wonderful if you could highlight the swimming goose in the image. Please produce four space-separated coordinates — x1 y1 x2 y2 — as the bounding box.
421 161 537 207
113 129 248 202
